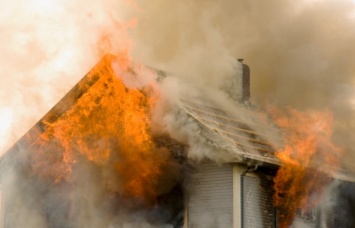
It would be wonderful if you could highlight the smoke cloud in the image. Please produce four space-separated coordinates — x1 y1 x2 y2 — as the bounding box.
129 0 355 169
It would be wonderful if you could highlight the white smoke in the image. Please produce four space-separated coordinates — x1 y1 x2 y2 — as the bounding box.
0 0 133 155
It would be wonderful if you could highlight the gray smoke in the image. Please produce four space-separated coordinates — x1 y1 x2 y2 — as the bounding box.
129 0 355 170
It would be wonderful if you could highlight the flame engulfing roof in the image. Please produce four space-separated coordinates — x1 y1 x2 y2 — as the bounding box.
177 92 355 183
0 55 116 176
1 55 355 183
0 54 185 227
0 54 355 227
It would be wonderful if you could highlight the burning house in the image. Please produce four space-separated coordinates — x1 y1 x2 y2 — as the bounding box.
0 55 186 227
0 55 355 228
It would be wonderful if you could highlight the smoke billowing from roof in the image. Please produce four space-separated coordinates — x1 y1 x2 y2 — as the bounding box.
129 0 355 170
2 0 354 170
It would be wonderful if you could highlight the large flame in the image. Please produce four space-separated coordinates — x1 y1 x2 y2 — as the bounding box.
0 0 136 156
270 108 341 227
29 54 167 201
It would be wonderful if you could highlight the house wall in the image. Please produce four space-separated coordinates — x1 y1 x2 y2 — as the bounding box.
240 170 276 228
185 162 277 228
234 165 277 228
186 162 234 228
186 161 355 228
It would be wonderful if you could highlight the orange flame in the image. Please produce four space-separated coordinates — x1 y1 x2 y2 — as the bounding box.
29 54 167 201
270 107 341 227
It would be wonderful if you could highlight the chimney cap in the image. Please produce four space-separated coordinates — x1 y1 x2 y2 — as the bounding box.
237 58 244 63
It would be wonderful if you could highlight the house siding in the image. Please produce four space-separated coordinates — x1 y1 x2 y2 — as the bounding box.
187 162 233 227
241 175 276 228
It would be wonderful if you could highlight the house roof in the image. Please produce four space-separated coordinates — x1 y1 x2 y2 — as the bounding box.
177 92 355 182
178 95 280 166
1 54 355 183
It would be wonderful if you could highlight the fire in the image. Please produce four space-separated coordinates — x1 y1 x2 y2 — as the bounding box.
29 54 168 200
270 108 341 227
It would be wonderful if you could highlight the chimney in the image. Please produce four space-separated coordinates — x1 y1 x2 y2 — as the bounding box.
237 59 250 103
